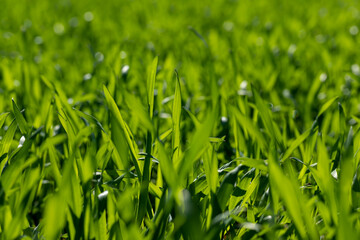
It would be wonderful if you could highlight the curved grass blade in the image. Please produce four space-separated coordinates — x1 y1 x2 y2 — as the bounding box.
317 96 339 118
234 157 268 172
147 56 158 119
268 141 318 239
252 87 284 149
103 85 141 178
216 164 244 211
73 108 107 134
177 104 218 184
0 119 17 172
12 99 28 134
281 128 311 162
156 139 177 190
232 108 268 151
0 112 10 129
138 57 158 225
188 26 209 48
183 107 200 129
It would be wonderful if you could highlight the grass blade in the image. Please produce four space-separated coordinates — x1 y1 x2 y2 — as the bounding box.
103 85 141 177
147 56 158 119
12 99 28 134
172 70 182 165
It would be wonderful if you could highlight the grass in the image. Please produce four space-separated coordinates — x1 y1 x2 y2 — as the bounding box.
1 0 360 239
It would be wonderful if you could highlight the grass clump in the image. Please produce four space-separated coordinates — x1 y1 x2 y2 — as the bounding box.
1 0 360 239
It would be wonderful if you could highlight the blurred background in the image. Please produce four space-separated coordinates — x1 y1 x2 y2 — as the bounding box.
1 0 360 132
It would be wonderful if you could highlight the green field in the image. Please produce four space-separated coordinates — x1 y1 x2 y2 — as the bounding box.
1 0 360 239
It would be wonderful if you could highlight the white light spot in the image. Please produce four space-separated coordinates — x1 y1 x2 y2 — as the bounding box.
147 42 155 50
14 80 20 87
3 32 13 39
263 215 272 221
351 64 360 76
121 65 130 75
331 170 338 179
84 12 94 22
283 89 291 98
288 44 296 55
350 25 359 35
18 136 25 148
53 23 65 35
221 116 228 123
273 106 281 112
83 73 92 81
349 118 357 125
240 80 248 89
54 125 60 131
53 125 61 136
292 110 298 119
120 51 127 59
34 36 43 45
98 190 108 200
342 86 351 96
272 46 280 56
67 98 74 104
345 74 352 82
95 52 104 62
160 113 171 119
318 92 327 100
223 21 234 32
320 73 327 82
34 55 42 63
237 89 247 96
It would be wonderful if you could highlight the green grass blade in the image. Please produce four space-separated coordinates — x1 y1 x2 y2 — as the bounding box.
281 128 311 162
147 56 158 119
177 104 218 184
12 99 28 134
216 164 243 211
73 108 107 134
317 96 339 118
156 139 178 190
0 119 17 171
138 58 158 224
234 157 268 172
252 87 283 149
172 70 182 165
103 85 141 177
0 112 10 129
232 108 268 151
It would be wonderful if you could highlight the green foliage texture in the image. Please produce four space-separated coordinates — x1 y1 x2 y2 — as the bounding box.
1 0 360 239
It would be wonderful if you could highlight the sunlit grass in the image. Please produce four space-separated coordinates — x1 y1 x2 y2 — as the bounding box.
1 0 360 239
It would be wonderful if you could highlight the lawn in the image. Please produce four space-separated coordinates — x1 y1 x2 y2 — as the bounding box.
1 0 360 239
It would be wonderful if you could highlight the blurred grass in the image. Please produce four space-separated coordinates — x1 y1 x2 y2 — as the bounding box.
1 0 360 239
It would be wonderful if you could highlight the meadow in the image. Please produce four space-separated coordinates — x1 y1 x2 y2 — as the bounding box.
1 0 360 239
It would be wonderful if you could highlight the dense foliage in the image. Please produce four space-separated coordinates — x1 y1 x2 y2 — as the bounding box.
1 0 360 239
